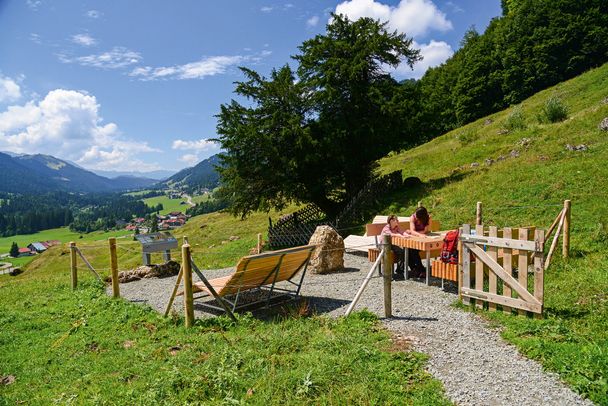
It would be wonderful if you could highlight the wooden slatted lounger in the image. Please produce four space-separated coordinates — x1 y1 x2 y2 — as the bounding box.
178 244 316 313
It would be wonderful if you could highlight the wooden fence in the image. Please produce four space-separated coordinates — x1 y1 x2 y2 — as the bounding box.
460 224 545 317
268 204 331 249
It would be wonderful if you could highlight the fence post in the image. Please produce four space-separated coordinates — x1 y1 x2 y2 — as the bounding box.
562 199 571 258
182 243 195 328
476 201 483 226
109 237 120 298
257 233 262 254
70 242 77 290
417 201 423 208
382 234 392 318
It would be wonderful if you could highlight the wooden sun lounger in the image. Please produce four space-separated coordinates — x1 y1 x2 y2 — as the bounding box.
178 245 316 313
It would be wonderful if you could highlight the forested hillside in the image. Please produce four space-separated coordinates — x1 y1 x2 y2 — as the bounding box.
214 0 608 219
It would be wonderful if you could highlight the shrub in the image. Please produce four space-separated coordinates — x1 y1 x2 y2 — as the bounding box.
457 129 479 145
542 96 569 123
503 106 527 131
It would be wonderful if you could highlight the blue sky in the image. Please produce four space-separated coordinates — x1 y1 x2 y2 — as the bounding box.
0 0 501 175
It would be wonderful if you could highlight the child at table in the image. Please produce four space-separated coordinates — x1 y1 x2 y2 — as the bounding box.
408 206 431 278
381 214 411 280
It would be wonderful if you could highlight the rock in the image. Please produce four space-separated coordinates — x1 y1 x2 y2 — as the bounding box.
8 268 22 276
497 129 509 135
599 117 608 131
119 261 180 283
307 226 344 274
403 176 422 188
517 138 531 147
470 162 479 167
484 118 493 125
229 235 240 241
566 144 588 151
484 159 494 166
496 155 507 161
1 375 15 385
510 150 520 158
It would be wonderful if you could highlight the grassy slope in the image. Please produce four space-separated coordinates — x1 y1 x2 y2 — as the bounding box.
0 228 132 268
0 208 450 404
142 194 210 215
377 63 608 404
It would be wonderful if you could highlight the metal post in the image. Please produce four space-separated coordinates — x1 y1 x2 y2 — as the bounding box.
382 234 392 318
109 237 120 298
70 242 77 290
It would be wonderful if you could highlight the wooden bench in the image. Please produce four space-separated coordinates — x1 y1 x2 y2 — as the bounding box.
178 245 315 313
431 260 458 282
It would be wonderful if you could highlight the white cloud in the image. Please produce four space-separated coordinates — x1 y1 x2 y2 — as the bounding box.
30 33 42 44
392 40 453 79
179 154 200 166
334 0 452 38
261 6 273 12
71 34 97 47
445 1 464 13
130 55 246 81
59 47 142 69
86 10 102 19
0 75 22 103
173 138 220 166
26 0 42 11
0 89 161 171
307 16 320 27
172 138 218 152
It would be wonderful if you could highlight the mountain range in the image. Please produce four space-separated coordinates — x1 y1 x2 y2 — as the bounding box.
0 152 221 194
159 154 221 190
0 153 157 194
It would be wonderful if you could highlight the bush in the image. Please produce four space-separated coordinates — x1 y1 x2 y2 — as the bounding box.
541 96 569 123
503 106 527 131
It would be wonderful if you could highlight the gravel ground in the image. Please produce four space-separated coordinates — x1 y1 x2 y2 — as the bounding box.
113 252 592 406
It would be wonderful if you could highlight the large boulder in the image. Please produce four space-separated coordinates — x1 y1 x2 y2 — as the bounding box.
118 260 180 283
307 226 344 274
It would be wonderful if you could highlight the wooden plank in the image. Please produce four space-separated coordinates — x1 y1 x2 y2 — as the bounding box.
488 226 498 312
343 235 377 251
534 229 545 319
518 228 529 315
461 288 542 313
475 224 484 309
546 208 564 240
461 224 471 305
459 234 537 251
502 228 513 314
466 244 541 306
544 209 565 271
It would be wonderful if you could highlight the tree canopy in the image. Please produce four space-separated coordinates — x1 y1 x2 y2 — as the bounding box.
216 14 420 217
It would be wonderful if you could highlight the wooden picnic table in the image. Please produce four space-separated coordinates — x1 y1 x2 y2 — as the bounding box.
391 231 447 285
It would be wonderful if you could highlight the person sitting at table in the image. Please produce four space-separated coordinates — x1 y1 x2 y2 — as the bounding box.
408 206 431 278
381 214 411 281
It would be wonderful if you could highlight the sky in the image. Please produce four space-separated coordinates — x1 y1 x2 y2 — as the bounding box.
0 0 502 175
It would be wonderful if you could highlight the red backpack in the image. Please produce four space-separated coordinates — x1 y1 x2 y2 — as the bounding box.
440 230 459 264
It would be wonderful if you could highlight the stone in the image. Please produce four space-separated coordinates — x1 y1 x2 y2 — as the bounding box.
118 260 180 283
484 158 494 166
510 150 520 158
307 225 344 274
599 117 608 131
228 235 240 241
403 176 422 188
8 268 22 276
470 162 479 167
484 118 493 125
517 138 531 147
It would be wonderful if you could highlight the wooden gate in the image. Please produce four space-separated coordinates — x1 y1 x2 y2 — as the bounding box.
459 224 545 316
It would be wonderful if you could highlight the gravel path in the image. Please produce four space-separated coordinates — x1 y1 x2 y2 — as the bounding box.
113 253 592 406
